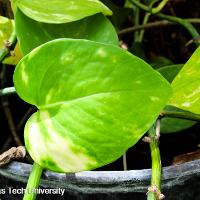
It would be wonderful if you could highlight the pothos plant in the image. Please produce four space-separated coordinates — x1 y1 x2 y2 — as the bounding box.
0 0 200 200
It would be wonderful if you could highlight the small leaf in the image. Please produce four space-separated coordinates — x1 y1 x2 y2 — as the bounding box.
15 9 118 55
13 0 112 24
0 16 14 48
0 16 22 65
14 39 171 172
170 47 200 114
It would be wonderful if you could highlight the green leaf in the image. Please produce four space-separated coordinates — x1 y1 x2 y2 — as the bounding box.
160 106 196 133
151 56 173 69
15 9 118 55
13 0 112 24
170 47 200 114
158 64 183 83
0 16 22 65
14 39 171 173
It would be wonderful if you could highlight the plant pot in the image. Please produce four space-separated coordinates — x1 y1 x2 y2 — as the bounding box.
0 159 199 200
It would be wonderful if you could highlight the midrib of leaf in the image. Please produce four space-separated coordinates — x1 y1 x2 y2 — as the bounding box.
38 89 162 110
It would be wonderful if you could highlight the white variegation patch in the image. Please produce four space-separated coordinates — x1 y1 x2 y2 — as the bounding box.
21 70 29 84
96 48 107 58
25 111 97 172
150 96 160 102
182 102 191 107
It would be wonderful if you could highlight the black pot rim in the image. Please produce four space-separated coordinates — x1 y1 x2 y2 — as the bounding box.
0 159 200 193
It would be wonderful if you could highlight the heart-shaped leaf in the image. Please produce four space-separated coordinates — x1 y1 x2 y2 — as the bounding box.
14 39 171 173
15 9 118 55
12 0 112 24
170 47 200 114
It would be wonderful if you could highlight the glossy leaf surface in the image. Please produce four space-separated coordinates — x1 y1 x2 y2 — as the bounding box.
15 9 118 55
13 0 112 24
170 47 200 114
14 39 171 172
158 64 196 133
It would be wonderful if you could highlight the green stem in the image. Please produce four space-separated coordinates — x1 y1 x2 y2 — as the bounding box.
0 30 17 63
0 48 9 62
129 0 200 40
157 13 200 39
130 0 149 12
161 110 200 122
118 18 200 35
138 0 157 42
138 13 151 42
129 0 169 13
23 162 43 200
134 6 140 42
0 87 16 96
152 0 169 14
147 121 162 200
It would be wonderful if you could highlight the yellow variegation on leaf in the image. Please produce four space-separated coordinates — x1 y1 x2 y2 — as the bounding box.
170 47 200 114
